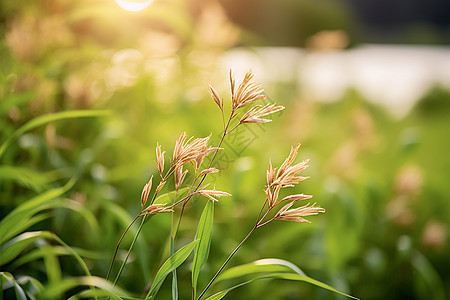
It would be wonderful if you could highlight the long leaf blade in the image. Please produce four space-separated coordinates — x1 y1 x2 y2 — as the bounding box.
40 276 129 299
192 200 214 297
0 109 110 159
0 178 75 245
0 231 53 265
216 258 306 282
206 260 359 300
0 272 27 300
146 240 198 299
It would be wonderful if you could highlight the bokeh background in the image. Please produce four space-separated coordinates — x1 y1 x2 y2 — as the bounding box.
1 0 449 299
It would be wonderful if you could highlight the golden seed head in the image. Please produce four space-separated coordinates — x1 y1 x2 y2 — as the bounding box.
209 84 223 109
199 187 231 202
141 203 173 215
174 166 188 191
172 132 213 170
199 167 220 177
264 143 316 212
275 202 325 223
280 194 313 203
230 69 266 110
240 103 285 124
141 175 153 208
229 69 235 99
156 144 165 176
155 180 166 194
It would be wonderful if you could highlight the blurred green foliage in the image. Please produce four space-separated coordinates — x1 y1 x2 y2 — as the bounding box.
1 0 449 299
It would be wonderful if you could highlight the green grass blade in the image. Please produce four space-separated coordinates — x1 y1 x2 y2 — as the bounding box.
192 200 214 298
0 178 76 245
41 276 129 299
0 109 110 159
206 273 359 300
42 244 62 284
206 260 359 300
205 280 251 300
0 231 53 265
146 240 198 299
264 273 359 299
216 258 306 282
16 275 44 300
0 272 27 300
0 166 50 192
171 236 178 300
12 245 102 269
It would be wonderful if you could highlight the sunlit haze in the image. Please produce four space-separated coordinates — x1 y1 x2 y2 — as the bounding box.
114 0 153 12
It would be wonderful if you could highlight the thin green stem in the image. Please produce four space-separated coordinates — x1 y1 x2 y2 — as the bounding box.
113 216 146 287
197 225 257 300
106 213 142 282
107 166 175 286
197 198 269 299
256 216 275 228
170 191 179 299
225 122 241 135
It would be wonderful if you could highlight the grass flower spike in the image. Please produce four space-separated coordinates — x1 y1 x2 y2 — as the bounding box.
239 103 285 124
105 69 355 300
209 84 223 109
141 175 153 208
141 203 174 215
264 144 311 209
231 70 266 110
275 202 325 223
199 187 232 202
155 143 165 177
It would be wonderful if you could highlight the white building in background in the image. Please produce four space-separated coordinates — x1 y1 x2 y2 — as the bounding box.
223 45 450 117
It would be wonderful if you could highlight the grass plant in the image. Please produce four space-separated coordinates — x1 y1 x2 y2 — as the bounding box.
105 70 355 300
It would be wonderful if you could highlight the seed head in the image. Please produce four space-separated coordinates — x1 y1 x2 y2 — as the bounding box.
141 175 153 208
230 70 266 110
172 132 213 170
141 203 173 215
174 166 188 191
209 84 223 110
275 202 325 223
240 103 285 124
199 168 220 177
155 180 166 194
199 187 231 202
263 144 314 209
155 144 165 177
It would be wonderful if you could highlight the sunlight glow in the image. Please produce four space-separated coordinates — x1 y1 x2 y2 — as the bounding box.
115 0 154 12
